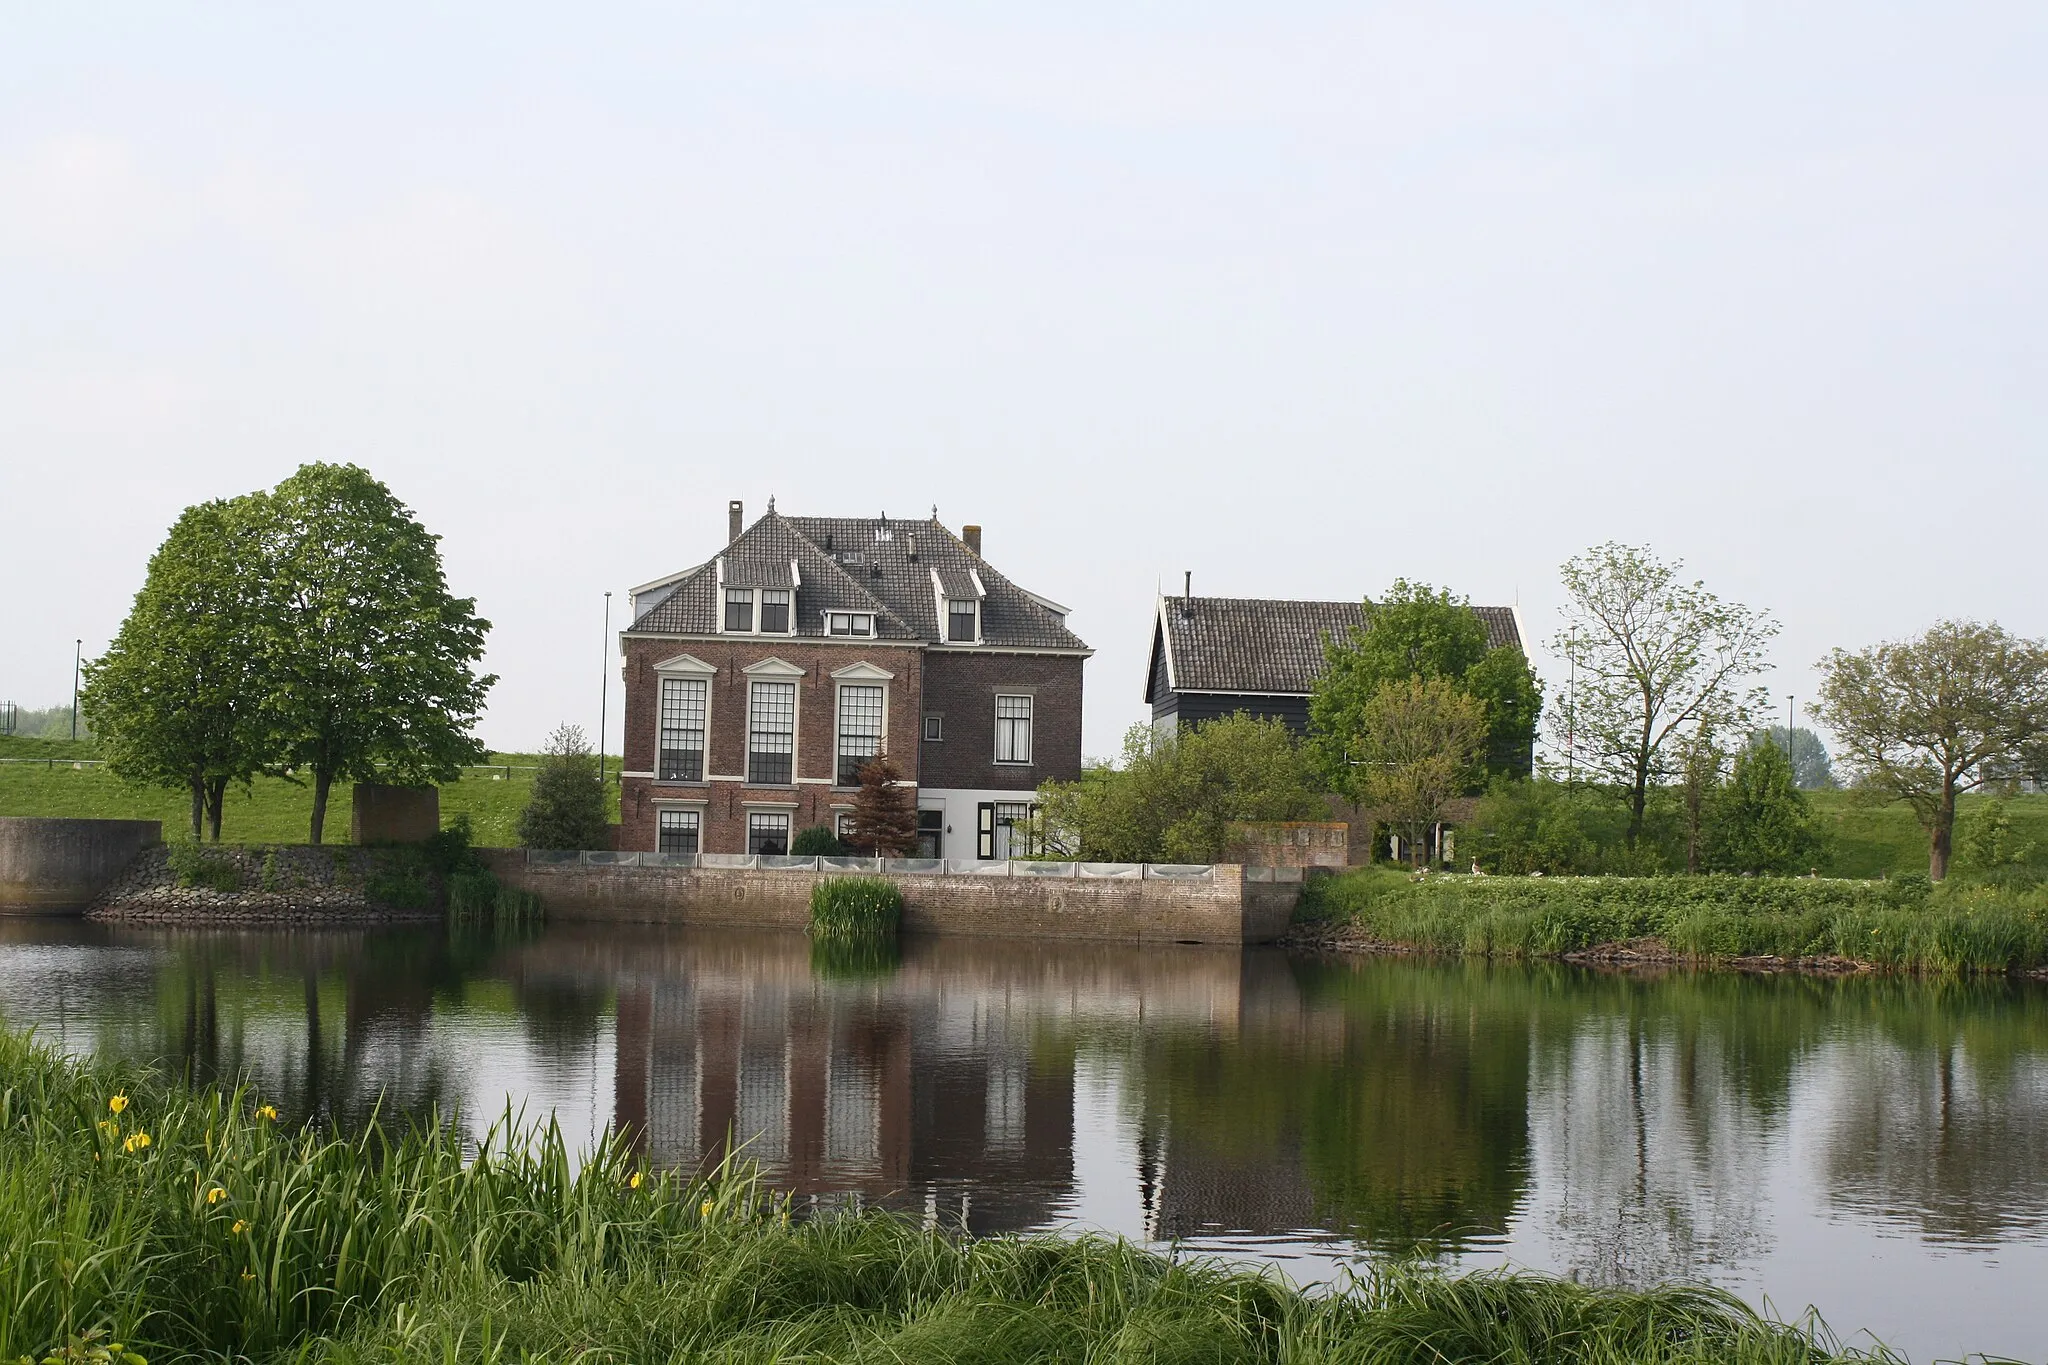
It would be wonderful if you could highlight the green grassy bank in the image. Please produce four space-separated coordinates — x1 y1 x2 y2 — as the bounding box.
1298 868 2048 973
0 1031 1892 1364
0 739 620 846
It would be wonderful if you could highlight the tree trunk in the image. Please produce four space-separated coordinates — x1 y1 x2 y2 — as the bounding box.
206 777 227 843
187 777 205 841
1930 781 1956 881
310 769 334 846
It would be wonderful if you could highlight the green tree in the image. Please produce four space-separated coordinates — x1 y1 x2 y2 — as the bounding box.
1038 714 1323 863
252 464 496 843
1310 580 1540 795
80 498 270 841
1952 798 2038 876
1677 734 1727 875
518 724 609 850
848 755 918 857
1706 739 1821 875
1815 620 2048 879
1351 677 1488 868
1551 544 1778 848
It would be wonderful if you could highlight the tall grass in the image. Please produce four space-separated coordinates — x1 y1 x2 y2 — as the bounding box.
809 875 902 939
1300 870 2048 973
0 1031 1898 1363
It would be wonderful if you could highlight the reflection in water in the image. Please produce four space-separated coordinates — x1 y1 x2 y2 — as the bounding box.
4 920 2048 1360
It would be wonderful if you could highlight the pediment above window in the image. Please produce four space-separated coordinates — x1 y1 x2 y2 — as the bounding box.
651 652 717 676
829 661 895 681
741 656 807 678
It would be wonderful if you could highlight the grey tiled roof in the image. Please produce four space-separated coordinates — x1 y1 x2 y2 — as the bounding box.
627 511 1087 651
1150 596 1521 699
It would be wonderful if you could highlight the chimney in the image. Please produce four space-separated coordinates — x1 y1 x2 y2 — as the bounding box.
963 524 982 557
907 534 918 562
1183 571 1193 618
728 500 743 543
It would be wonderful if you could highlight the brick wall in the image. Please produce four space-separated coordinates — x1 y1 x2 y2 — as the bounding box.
917 653 1084 791
618 636 925 853
480 852 1288 943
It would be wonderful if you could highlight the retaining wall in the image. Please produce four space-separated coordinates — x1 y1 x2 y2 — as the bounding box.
479 851 1301 944
0 817 163 914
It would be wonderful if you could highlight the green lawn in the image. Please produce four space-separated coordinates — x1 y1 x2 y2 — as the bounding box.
1806 789 2048 878
0 739 620 847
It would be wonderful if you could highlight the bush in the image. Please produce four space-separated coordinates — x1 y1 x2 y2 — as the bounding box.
517 724 609 851
790 825 849 857
809 876 902 938
363 848 434 910
165 841 240 892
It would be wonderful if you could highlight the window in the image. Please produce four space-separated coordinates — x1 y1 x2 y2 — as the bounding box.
759 589 791 633
836 811 858 841
747 812 790 855
828 612 874 637
748 681 796 785
836 684 885 786
948 598 979 643
917 808 944 859
923 715 943 743
994 694 1032 764
978 801 1039 859
724 588 754 632
658 677 706 782
657 809 700 854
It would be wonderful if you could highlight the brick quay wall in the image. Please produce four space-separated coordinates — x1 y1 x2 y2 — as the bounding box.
478 852 1301 945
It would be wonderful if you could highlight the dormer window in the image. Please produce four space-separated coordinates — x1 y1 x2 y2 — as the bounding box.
724 588 754 632
760 589 791 633
828 611 874 637
948 598 979 643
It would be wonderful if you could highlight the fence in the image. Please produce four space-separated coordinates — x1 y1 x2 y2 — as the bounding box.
522 849 1228 880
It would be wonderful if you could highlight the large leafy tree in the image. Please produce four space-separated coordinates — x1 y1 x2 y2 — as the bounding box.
1551 544 1777 847
1351 677 1488 868
1813 620 2048 880
1309 580 1542 796
253 463 496 844
81 498 271 841
1038 715 1323 863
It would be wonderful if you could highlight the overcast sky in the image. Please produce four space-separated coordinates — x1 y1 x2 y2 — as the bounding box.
4 4 2043 760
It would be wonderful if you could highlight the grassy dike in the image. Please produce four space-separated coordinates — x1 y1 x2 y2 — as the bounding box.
0 1032 1887 1365
1295 868 2048 974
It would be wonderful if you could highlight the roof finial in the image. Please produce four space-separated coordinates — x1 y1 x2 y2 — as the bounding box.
931 503 938 521
767 494 776 512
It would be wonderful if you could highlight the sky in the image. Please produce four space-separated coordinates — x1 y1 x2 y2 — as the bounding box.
4 3 2044 761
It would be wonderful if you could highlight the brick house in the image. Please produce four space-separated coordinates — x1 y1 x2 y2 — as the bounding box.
617 502 1089 859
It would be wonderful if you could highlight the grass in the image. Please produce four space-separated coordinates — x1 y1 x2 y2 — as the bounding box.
0 742 621 848
0 1029 1899 1364
809 875 903 939
1298 868 2048 973
1807 790 2048 879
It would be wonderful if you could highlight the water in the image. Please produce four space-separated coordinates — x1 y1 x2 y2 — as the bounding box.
2 918 2045 1363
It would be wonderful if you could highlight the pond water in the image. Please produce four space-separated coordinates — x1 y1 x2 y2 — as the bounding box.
2 918 2045 1363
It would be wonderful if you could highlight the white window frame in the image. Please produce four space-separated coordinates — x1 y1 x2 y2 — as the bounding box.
947 598 980 644
740 658 805 787
759 588 793 635
829 661 894 789
994 693 1033 765
825 611 875 638
724 587 755 633
746 810 792 855
923 714 943 743
656 807 702 854
650 654 717 785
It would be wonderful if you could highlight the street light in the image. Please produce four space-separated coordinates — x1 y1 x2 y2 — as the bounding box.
598 592 612 787
71 640 81 742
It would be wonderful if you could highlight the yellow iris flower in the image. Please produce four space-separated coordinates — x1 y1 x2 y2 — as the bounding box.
109 1094 129 1115
122 1131 152 1153
232 1219 251 1234
207 1187 228 1205
255 1105 279 1121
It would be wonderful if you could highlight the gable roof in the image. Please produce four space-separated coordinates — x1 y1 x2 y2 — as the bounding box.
627 509 1088 652
1146 596 1522 701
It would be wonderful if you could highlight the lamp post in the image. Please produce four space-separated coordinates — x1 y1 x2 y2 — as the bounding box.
598 592 612 787
1786 694 1796 780
71 640 81 741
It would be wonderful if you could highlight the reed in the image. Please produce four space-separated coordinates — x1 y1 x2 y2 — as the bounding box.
1300 870 2048 973
0 1031 1903 1363
808 875 903 940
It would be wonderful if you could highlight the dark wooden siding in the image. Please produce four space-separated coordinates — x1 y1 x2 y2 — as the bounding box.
1154 691 1312 735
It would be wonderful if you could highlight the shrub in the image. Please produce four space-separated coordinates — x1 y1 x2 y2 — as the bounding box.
809 876 902 938
165 841 239 892
790 825 849 857
364 849 434 910
517 724 609 851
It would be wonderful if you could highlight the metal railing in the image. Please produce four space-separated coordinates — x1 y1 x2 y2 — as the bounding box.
522 850 1218 880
